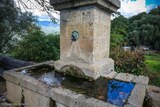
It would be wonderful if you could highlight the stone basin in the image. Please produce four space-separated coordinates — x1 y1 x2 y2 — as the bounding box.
18 64 135 106
3 61 149 107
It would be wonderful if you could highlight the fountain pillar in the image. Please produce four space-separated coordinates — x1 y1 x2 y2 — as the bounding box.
50 0 120 79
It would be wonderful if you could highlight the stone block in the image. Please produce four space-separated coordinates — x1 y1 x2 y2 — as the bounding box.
54 58 114 79
84 22 94 38
144 85 160 107
50 0 120 12
103 71 117 79
93 37 110 60
73 23 85 37
60 38 94 63
96 100 117 107
6 81 22 103
115 73 134 82
132 75 149 85
76 97 116 107
3 71 23 85
78 38 93 56
60 38 71 58
3 61 55 84
20 76 50 97
94 23 110 38
60 10 74 22
60 21 67 37
23 88 50 107
82 8 95 23
80 97 98 107
56 102 67 107
93 50 109 62
61 9 82 22
126 84 146 107
50 87 81 107
66 23 74 37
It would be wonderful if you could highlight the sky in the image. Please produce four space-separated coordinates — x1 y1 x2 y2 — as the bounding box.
119 0 160 17
15 0 160 33
34 0 160 20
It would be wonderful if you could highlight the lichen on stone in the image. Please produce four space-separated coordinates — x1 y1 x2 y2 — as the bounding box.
60 65 93 80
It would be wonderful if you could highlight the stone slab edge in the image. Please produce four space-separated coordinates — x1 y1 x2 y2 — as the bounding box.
54 58 114 80
50 0 120 12
124 84 146 107
3 61 55 83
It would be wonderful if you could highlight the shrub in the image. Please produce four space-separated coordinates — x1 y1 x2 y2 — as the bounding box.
11 31 60 62
110 47 147 75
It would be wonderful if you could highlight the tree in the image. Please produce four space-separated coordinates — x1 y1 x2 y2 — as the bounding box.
16 0 59 22
11 31 60 62
110 14 129 49
128 7 160 50
0 0 39 53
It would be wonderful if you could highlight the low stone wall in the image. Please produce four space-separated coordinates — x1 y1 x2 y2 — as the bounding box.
0 55 33 77
3 62 149 107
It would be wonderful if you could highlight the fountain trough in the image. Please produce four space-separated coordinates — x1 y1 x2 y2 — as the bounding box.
4 62 148 107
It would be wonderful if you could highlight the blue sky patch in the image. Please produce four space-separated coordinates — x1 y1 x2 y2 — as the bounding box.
146 0 160 5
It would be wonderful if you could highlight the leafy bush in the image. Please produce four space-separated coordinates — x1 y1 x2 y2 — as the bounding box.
11 31 60 62
110 47 146 75
146 71 160 87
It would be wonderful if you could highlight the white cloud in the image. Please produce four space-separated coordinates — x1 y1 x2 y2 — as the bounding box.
32 9 60 22
118 0 147 18
40 26 60 34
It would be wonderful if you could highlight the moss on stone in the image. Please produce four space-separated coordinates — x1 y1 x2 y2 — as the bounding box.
60 65 93 80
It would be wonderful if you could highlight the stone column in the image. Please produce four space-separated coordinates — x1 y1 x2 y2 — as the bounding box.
50 0 120 79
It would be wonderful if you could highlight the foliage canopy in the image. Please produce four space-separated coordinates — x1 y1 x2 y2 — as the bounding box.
0 0 39 53
111 7 160 50
11 31 60 62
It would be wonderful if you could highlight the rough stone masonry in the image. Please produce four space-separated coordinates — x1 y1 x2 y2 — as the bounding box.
51 0 121 79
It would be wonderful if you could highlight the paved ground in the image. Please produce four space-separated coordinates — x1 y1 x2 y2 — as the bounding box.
144 85 160 107
0 77 7 106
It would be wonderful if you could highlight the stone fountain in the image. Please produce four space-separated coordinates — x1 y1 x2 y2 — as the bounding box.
3 0 149 107
52 0 119 79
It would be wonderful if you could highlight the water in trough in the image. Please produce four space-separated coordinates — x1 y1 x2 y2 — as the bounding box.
20 65 134 107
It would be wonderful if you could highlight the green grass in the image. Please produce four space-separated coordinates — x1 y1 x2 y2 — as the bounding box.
145 60 160 72
145 53 160 61
145 53 160 86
